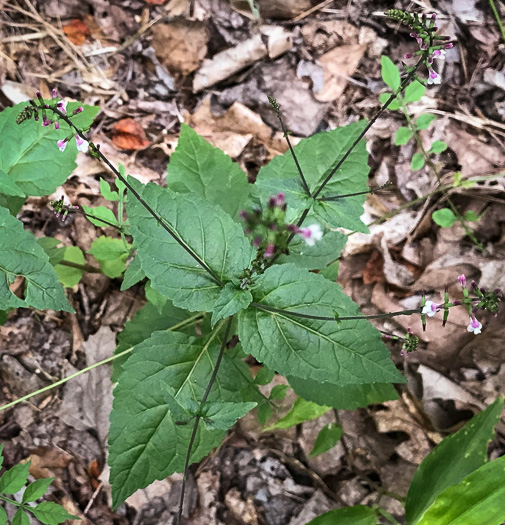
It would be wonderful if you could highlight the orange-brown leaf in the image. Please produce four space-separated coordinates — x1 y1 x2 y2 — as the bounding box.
111 118 150 150
63 19 91 46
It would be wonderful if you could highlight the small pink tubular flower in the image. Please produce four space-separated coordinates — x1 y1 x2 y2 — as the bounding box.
432 49 446 60
57 139 68 152
299 224 323 247
467 318 482 335
458 274 466 286
264 243 275 258
421 300 438 317
56 100 68 115
428 70 441 85
75 135 89 153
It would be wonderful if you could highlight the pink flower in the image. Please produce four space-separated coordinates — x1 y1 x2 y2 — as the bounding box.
56 100 68 115
432 49 446 60
458 274 466 286
264 243 275 258
428 70 441 85
422 300 438 317
467 318 482 335
299 224 323 247
75 135 88 153
54 121 59 130
57 139 68 152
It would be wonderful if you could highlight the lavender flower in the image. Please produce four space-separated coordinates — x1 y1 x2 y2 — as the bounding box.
421 300 438 317
299 224 323 247
467 318 482 335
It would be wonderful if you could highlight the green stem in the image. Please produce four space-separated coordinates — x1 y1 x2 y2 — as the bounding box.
251 302 420 321
0 313 203 413
177 317 233 525
58 259 101 273
52 108 224 287
0 494 21 506
489 0 505 43
79 209 123 231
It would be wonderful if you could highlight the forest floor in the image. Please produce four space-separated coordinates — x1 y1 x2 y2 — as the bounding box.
1 0 505 523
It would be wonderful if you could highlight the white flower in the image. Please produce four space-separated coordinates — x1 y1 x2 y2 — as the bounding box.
57 139 67 152
56 99 68 115
432 49 446 60
421 300 438 317
299 224 323 247
467 318 482 335
75 135 89 153
428 70 441 85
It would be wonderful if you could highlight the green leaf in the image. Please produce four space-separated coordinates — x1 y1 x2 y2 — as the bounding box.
453 172 475 189
211 283 253 327
166 123 249 219
22 477 54 503
0 169 25 197
120 255 145 291
88 237 131 278
432 208 456 228
99 178 119 201
428 140 447 154
395 127 413 146
108 330 257 508
269 384 289 400
12 508 30 525
256 121 370 232
288 375 398 409
417 455 505 525
0 102 97 197
37 237 65 266
200 401 257 430
82 205 119 228
415 113 436 130
309 423 343 457
111 297 199 381
464 210 480 222
265 397 330 431
0 310 9 325
277 229 347 270
239 264 405 386
31 501 79 524
0 506 7 525
0 207 73 312
0 193 25 215
54 246 85 287
405 397 504 525
403 81 426 103
0 460 30 494
307 505 377 525
379 92 401 110
127 177 255 312
257 402 272 426
411 153 425 171
320 260 339 281
381 56 401 90
253 366 275 385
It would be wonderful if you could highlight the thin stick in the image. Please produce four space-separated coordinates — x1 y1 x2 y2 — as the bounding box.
177 317 233 525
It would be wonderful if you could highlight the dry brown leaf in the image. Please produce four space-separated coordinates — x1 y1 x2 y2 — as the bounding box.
145 0 168 4
28 446 73 479
152 21 209 75
63 19 91 46
111 118 150 151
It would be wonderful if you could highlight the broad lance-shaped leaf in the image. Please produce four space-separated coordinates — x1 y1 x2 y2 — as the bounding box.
211 282 253 327
238 264 404 386
288 375 398 410
0 206 73 312
406 397 504 525
127 177 255 312
255 120 370 232
0 102 99 197
307 505 377 525
166 123 249 219
417 455 505 525
108 330 258 507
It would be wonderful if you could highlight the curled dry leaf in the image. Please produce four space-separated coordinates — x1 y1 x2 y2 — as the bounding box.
63 18 91 46
111 118 150 151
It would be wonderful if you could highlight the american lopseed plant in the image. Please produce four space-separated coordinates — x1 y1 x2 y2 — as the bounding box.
0 9 503 525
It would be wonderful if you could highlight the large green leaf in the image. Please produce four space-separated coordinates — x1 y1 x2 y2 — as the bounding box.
0 102 98 197
288 375 398 409
255 121 370 232
127 177 255 312
0 206 73 312
418 455 505 525
238 264 404 386
307 505 377 525
166 123 249 218
108 330 256 507
406 397 504 525
264 397 330 431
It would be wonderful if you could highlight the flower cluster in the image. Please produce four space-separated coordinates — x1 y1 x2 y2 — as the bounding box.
50 196 79 222
387 10 454 85
17 89 87 153
240 193 323 261
420 274 502 336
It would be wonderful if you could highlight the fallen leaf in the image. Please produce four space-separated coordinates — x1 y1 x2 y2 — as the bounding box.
111 118 150 150
146 0 168 3
63 19 91 46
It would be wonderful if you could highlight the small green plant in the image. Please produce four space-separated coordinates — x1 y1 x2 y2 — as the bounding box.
0 444 79 524
0 11 502 525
